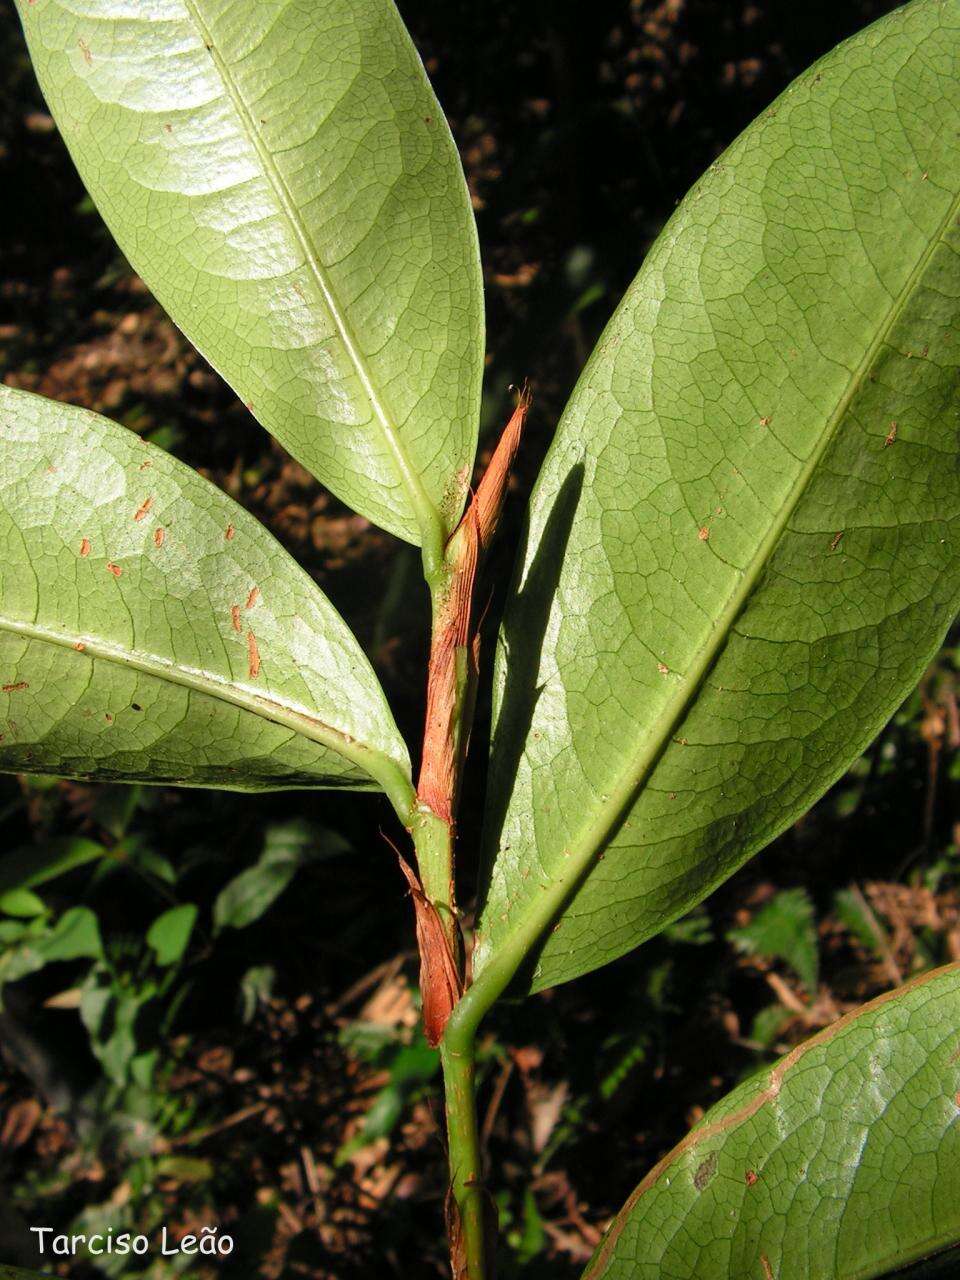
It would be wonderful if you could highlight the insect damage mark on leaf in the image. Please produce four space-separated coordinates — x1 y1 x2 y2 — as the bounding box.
230 606 242 633
106 562 122 577
77 37 91 63
830 531 844 552
225 524 235 541
79 537 90 557
246 631 261 678
395 850 462 1047
133 496 153 522
885 420 898 447
245 586 260 609
692 1151 717 1191
1 683 28 694
153 527 165 547
760 1253 774 1280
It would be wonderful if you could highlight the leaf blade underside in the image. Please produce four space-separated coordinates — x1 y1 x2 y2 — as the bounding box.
583 964 960 1280
0 386 411 798
477 0 960 993
15 0 483 548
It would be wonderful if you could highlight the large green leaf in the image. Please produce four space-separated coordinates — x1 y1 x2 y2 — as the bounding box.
476 0 960 994
15 0 482 551
583 963 960 1280
0 385 411 800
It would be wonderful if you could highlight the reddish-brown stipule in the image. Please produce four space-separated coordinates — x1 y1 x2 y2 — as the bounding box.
417 387 530 825
395 851 462 1048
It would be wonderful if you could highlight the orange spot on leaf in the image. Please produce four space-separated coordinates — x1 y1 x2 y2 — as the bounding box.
73 642 86 652
698 526 710 542
225 524 235 541
106 562 122 578
79 538 91 558
246 631 261 678
133 496 153 522
245 586 260 610
230 605 242 633
154 527 165 548
78 37 92 63
745 1169 758 1187
2 682 28 693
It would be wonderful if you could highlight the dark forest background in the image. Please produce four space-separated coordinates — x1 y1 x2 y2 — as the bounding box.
2 1 958 1276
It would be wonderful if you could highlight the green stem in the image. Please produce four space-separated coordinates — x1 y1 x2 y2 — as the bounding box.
440 1036 489 1279
412 804 458 950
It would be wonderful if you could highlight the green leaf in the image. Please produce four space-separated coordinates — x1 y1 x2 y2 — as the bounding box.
582 963 960 1280
728 888 819 995
0 906 102 989
0 387 411 802
213 817 347 931
14 0 483 552
239 963 275 1024
476 0 960 995
146 903 198 966
0 837 107 893
0 888 47 919
748 1003 792 1051
38 906 103 962
335 1033 439 1164
155 1154 214 1184
80 964 149 1086
510 1187 548 1266
213 857 297 932
834 885 893 957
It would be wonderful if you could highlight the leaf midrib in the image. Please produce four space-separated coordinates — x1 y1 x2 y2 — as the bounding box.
475 183 960 997
178 0 443 552
0 611 408 799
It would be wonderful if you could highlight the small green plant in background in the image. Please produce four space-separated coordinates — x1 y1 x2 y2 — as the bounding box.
6 0 960 1276
0 783 364 1274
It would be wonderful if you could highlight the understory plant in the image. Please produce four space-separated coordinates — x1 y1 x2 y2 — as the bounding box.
6 0 960 1276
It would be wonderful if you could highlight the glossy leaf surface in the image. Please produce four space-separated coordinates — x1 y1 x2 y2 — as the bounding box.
0 386 411 798
15 0 483 548
583 963 960 1280
477 0 960 992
